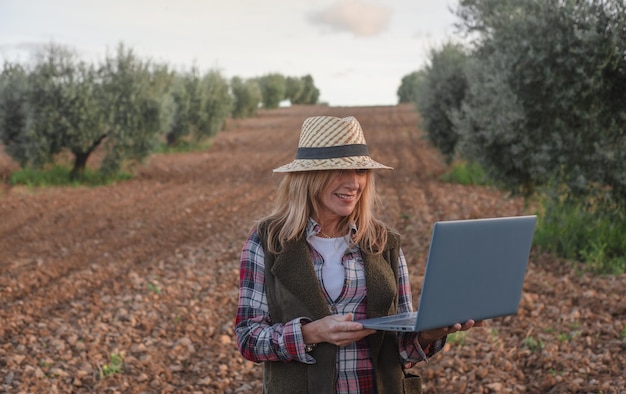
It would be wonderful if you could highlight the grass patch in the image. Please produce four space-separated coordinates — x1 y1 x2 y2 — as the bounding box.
156 139 212 154
440 160 492 186
447 331 467 346
522 335 544 352
146 281 161 294
9 165 132 187
101 352 124 377
534 198 626 275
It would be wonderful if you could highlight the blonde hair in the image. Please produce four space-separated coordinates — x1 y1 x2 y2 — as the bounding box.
259 170 390 255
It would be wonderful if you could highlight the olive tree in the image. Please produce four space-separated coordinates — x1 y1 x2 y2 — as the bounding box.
167 68 231 145
414 42 469 162
0 63 31 165
453 0 626 201
98 44 174 175
257 73 286 109
202 70 233 138
231 76 262 119
0 43 177 179
289 75 320 105
397 70 426 104
0 45 108 179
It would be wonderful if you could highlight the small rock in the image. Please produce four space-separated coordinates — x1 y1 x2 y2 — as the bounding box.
137 373 149 383
49 368 68 377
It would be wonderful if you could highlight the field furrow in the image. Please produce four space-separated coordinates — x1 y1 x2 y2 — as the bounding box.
0 104 623 393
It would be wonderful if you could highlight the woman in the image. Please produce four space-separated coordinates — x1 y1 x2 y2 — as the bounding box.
235 115 481 393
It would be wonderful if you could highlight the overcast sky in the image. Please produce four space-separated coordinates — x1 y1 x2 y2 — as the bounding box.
0 0 463 106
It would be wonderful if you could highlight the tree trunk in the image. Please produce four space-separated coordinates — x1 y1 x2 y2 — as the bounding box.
70 133 108 181
166 132 178 147
70 152 89 181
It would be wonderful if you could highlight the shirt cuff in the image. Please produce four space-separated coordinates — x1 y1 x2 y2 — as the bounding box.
294 317 316 364
400 334 446 365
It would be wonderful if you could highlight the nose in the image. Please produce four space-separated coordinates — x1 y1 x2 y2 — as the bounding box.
341 170 360 188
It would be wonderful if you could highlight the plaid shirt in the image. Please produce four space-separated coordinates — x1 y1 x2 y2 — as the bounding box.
235 219 444 393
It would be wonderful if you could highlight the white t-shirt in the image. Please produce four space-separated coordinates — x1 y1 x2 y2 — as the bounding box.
310 236 349 301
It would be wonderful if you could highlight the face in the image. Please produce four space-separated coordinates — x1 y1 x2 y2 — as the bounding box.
315 169 368 225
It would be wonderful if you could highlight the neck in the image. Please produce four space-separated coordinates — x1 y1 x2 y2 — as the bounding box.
317 220 344 239
319 227 342 238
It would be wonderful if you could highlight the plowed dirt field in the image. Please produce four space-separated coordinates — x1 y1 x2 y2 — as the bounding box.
1 104 624 393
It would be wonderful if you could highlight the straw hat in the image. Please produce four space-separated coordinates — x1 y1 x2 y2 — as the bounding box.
273 115 393 172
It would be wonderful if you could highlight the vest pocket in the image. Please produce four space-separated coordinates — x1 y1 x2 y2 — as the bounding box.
402 373 423 394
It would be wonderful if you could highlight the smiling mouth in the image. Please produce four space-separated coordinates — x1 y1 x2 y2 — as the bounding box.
335 193 356 201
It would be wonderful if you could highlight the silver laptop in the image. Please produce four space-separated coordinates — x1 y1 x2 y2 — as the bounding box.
357 215 537 332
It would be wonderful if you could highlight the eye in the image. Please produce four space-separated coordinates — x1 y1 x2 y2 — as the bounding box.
355 169 369 175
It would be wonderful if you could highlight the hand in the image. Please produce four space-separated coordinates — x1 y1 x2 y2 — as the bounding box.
418 320 485 346
302 313 376 347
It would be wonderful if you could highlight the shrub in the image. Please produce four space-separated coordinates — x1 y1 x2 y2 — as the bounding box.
256 73 286 109
415 42 469 162
0 43 176 180
534 195 626 274
231 76 262 118
397 70 426 104
454 0 626 205
290 75 320 105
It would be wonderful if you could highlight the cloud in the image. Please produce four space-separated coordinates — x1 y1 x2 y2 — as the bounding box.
308 0 391 37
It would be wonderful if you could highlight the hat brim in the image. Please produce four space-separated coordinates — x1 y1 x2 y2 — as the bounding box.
273 156 393 173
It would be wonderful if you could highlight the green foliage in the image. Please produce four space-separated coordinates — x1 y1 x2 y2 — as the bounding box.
99 44 175 176
203 70 233 137
534 196 626 274
230 76 262 118
10 165 132 187
522 335 544 352
454 0 626 204
146 282 161 294
284 76 304 104
256 73 286 109
101 352 124 377
167 69 232 146
0 45 108 179
447 331 467 346
0 42 177 181
0 63 29 160
440 160 492 186
289 75 320 105
1 44 321 186
397 70 426 103
167 68 203 145
414 42 469 162
156 139 212 154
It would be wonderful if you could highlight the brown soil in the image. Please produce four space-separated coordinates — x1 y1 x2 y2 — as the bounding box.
0 104 624 393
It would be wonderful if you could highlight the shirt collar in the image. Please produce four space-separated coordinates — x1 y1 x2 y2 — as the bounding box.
306 218 358 240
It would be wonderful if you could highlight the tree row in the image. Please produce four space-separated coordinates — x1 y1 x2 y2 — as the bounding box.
0 43 320 179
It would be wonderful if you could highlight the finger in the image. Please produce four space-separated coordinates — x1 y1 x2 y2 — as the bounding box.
329 314 351 322
462 320 475 330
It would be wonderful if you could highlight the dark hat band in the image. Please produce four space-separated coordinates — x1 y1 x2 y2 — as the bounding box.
295 144 369 160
